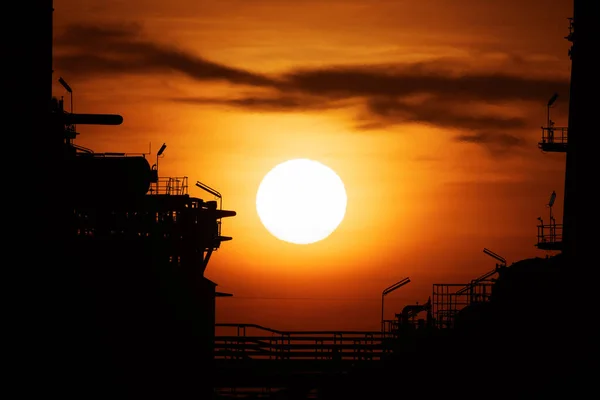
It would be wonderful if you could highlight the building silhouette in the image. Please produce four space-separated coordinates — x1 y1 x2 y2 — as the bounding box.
11 0 586 398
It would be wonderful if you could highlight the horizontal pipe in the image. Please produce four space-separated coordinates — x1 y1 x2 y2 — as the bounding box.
64 113 123 125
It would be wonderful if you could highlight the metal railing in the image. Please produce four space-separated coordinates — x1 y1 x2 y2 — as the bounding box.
432 282 495 329
215 323 394 361
539 127 568 151
148 176 189 195
537 223 563 246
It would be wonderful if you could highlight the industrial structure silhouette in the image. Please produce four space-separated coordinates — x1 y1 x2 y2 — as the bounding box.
16 0 584 398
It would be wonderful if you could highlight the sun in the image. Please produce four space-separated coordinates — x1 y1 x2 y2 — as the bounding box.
256 159 347 245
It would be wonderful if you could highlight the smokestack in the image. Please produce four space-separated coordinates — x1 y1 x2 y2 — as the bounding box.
562 0 588 261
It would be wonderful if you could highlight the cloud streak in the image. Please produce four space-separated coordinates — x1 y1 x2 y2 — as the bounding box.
55 23 570 151
173 95 346 113
282 65 565 103
56 24 277 87
454 131 524 154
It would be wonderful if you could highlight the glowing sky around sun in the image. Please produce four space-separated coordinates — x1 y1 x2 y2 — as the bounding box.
52 0 572 331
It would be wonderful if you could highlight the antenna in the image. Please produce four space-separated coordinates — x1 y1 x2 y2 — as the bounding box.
547 190 556 221
546 92 558 129
483 248 506 267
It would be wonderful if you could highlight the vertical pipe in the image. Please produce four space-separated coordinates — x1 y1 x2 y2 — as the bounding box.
381 293 385 333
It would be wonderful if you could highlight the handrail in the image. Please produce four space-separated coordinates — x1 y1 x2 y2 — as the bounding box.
214 327 395 362
215 323 387 337
216 336 386 342
537 222 563 243
455 268 498 295
540 126 568 144
216 323 285 335
148 176 189 196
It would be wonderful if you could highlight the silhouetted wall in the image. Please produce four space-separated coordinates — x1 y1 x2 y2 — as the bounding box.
69 240 216 398
11 1 67 396
69 155 154 200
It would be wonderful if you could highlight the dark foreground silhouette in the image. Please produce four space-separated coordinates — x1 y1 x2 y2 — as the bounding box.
13 0 588 398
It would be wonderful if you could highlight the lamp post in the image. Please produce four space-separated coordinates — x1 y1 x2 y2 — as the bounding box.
155 143 166 193
381 277 410 333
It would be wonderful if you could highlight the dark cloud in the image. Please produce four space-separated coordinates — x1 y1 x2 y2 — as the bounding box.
454 131 525 154
55 24 277 87
55 23 570 152
282 65 566 103
364 97 527 131
173 95 344 113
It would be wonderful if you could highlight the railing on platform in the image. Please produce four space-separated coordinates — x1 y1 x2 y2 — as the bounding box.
536 222 563 250
539 126 568 152
215 323 395 361
432 281 495 329
381 319 398 334
148 176 188 195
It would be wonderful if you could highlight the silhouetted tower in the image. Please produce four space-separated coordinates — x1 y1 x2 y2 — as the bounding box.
536 91 565 251
562 0 588 261
539 93 567 152
537 0 585 260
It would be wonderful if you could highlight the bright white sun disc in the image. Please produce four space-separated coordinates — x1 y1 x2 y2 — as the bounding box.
256 159 347 245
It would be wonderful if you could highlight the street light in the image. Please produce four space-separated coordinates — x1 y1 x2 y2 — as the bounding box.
482 248 506 267
58 76 73 113
153 143 166 193
157 143 167 157
381 277 410 333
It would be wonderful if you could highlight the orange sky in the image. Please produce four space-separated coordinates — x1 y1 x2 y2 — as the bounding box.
53 0 573 331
